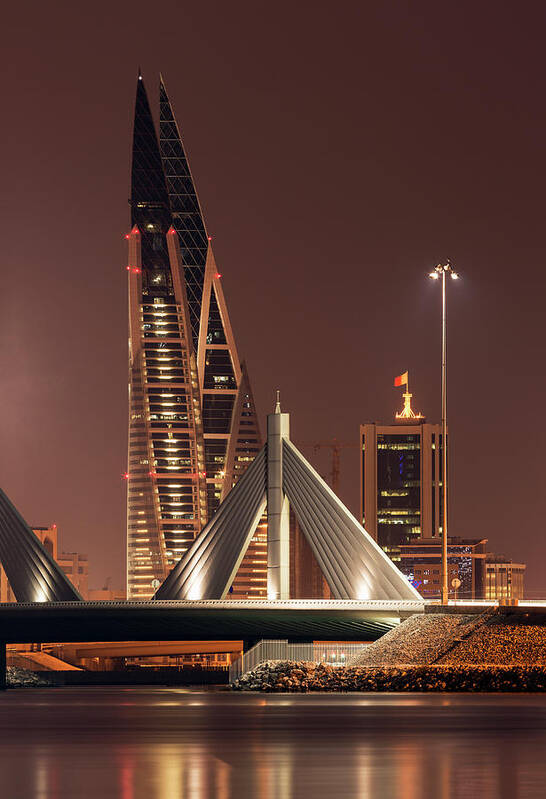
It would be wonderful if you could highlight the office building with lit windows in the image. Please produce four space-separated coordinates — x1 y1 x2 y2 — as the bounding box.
485 555 526 601
126 73 264 599
360 393 446 563
398 537 487 600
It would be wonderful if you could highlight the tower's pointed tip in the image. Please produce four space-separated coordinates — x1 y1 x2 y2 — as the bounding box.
274 389 281 414
137 66 143 81
159 72 169 98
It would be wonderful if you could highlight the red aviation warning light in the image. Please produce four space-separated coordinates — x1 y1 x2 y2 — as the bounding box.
168 226 176 235
122 472 129 480
124 234 130 240
215 273 222 279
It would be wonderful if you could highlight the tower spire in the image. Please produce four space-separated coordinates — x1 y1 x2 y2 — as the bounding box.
131 72 170 229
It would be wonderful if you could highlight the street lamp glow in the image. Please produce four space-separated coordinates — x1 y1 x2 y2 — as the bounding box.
428 259 460 605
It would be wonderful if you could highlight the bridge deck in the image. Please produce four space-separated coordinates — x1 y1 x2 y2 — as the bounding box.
0 599 425 646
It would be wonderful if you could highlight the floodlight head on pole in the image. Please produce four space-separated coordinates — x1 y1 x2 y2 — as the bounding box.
429 260 459 281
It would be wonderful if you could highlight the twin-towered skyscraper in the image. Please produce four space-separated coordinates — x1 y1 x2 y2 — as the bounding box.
126 74 265 599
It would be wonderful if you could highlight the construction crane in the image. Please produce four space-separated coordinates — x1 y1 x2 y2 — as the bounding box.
297 440 358 496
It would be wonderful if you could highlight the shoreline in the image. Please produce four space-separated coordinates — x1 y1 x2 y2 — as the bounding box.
232 661 546 693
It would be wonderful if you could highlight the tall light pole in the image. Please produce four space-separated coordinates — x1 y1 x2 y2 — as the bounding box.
428 261 459 604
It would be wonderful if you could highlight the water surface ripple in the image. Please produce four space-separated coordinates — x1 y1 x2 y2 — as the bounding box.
1 688 546 798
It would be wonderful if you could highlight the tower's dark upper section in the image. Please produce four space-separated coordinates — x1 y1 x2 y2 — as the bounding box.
159 76 209 348
130 74 175 298
131 74 171 232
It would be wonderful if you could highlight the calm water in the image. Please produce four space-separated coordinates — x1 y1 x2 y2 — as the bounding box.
1 688 546 798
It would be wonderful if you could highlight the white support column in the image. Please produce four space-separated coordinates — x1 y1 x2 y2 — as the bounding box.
267 406 290 599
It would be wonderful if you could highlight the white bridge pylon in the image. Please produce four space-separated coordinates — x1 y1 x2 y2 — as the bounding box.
154 403 422 602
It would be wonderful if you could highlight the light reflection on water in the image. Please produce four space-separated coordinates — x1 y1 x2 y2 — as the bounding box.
1 688 546 798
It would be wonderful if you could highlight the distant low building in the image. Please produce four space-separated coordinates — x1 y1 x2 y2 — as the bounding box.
485 555 526 601
398 537 488 600
57 552 88 599
0 525 90 602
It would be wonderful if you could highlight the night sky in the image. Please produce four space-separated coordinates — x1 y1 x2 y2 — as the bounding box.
3 1 546 594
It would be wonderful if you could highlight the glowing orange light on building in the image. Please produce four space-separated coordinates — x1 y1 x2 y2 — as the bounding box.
394 371 424 421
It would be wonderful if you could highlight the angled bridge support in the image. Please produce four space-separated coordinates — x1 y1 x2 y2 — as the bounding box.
0 488 82 603
155 402 421 603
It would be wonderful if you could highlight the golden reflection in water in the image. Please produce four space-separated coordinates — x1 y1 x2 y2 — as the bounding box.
158 748 183 799
355 743 372 797
213 755 231 799
438 749 450 799
251 739 293 799
34 754 49 799
121 743 231 799
397 741 421 799
14 695 546 799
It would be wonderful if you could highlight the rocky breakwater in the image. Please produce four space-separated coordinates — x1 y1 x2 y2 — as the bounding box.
232 609 546 692
232 660 546 692
7 666 51 688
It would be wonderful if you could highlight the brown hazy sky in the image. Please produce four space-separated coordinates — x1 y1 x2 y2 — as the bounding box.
2 1 546 593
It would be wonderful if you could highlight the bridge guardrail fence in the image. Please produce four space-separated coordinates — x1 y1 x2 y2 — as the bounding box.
229 640 368 683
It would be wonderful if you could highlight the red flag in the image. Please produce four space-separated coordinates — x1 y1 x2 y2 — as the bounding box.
394 371 408 388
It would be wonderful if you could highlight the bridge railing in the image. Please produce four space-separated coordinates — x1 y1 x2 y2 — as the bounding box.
229 640 368 683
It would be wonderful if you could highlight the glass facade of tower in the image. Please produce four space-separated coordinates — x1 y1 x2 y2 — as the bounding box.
126 74 265 599
360 422 445 567
376 433 421 550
